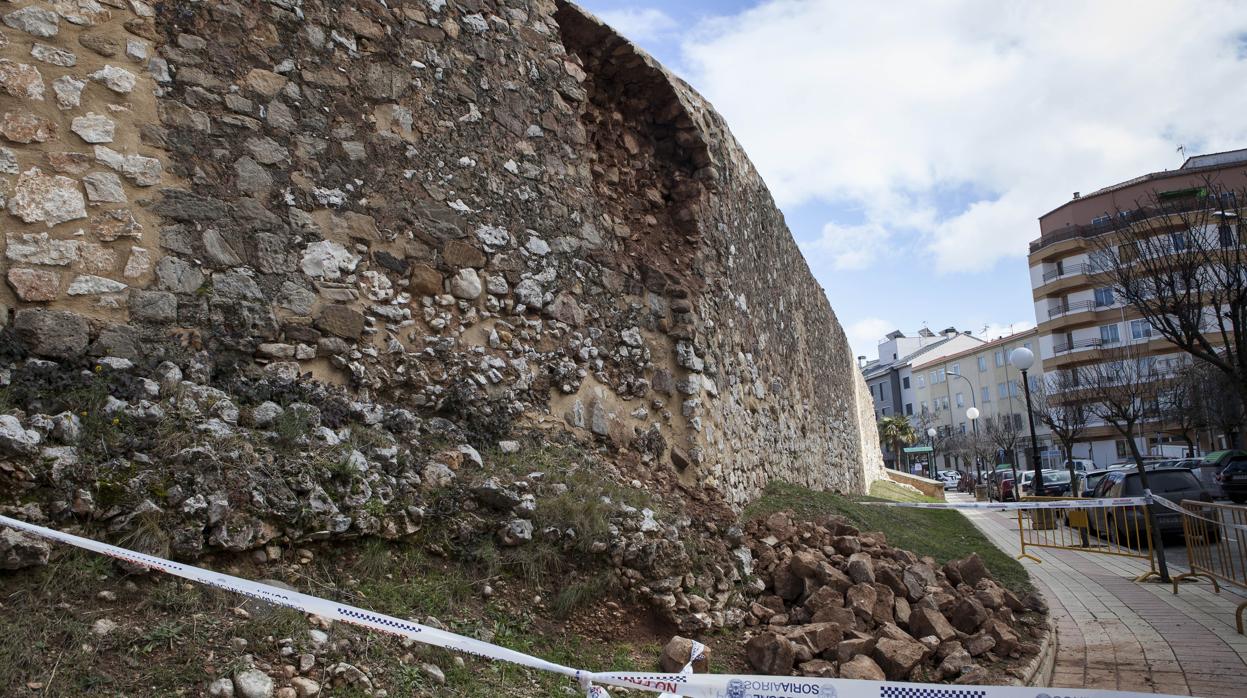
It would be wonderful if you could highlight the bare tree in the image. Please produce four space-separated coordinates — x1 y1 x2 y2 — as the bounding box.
1077 344 1172 580
1031 370 1089 485
1089 178 1247 444
1163 360 1206 457
985 414 1023 495
1192 361 1245 449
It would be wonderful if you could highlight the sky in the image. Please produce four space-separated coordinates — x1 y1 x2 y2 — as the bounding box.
576 0 1247 358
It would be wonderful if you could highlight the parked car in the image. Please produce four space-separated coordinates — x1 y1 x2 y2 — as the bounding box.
1064 459 1096 474
1076 469 1114 497
938 471 962 490
1089 468 1213 541
1197 450 1247 498
1031 470 1073 496
1216 458 1247 503
998 476 1016 502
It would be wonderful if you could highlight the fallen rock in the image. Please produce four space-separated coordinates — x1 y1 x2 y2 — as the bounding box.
745 632 795 675
232 669 274 698
0 528 50 569
873 636 929 680
659 636 708 673
839 654 886 681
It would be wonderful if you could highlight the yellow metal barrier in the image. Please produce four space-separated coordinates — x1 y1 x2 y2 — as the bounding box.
1171 500 1247 634
1016 496 1159 582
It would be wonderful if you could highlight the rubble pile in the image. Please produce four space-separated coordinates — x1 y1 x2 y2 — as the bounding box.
739 512 1048 684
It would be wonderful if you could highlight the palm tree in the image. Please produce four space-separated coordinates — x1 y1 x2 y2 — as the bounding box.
878 415 918 471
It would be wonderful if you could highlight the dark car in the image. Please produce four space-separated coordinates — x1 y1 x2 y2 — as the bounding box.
1217 458 1247 503
1031 470 1072 496
1089 468 1212 541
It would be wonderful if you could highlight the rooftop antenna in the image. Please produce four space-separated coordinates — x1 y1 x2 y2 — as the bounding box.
1177 144 1186 161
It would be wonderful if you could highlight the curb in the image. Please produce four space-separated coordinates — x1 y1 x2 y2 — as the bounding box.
1018 612 1058 687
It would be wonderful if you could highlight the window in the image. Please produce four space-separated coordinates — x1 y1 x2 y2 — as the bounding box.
1091 214 1111 227
1024 341 1032 351
942 396 950 410
917 375 925 388
978 356 987 372
1029 376 1039 391
902 376 911 389
1118 241 1139 263
1116 440 1129 458
981 386 990 403
1094 287 1115 307
955 392 965 408
998 382 1008 398
1009 381 1020 398
959 423 967 434
1089 249 1114 272
950 363 960 376
1171 231 1188 252
1013 413 1024 430
905 403 913 416
1130 319 1152 341
1101 324 1120 344
994 350 1005 367
920 401 928 414
1220 224 1237 248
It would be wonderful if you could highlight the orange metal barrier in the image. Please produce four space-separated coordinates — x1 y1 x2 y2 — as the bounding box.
1016 496 1159 582
1171 500 1247 634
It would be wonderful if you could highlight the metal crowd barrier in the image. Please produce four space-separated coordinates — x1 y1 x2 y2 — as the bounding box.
1171 500 1247 634
1016 496 1160 582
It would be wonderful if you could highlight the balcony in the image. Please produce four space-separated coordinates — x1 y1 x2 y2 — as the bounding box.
1040 262 1091 284
1030 196 1222 254
1048 300 1094 318
1051 337 1122 354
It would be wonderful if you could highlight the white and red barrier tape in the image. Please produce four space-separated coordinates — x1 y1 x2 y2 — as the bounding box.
0 514 1193 698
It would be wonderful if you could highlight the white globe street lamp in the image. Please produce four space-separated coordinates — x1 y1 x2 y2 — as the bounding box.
965 406 983 489
926 427 938 479
1010 347 1043 495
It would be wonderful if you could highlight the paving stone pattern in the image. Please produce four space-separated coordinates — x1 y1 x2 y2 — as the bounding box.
955 494 1247 697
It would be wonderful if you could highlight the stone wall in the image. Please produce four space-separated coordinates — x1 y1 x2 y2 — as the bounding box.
0 0 882 505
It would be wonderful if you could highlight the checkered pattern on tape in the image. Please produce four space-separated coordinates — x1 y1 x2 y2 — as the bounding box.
880 686 987 698
337 607 425 636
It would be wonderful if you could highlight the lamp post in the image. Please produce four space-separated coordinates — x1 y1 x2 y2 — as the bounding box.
927 427 938 479
966 406 981 486
1010 347 1044 497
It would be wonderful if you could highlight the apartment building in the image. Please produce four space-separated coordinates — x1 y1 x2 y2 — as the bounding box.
912 329 1053 471
1028 148 1247 466
860 327 984 468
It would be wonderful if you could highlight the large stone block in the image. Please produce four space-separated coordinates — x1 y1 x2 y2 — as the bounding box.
14 309 89 359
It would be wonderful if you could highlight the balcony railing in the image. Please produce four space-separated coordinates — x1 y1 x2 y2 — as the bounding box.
1048 300 1095 318
1052 337 1115 354
1041 262 1091 283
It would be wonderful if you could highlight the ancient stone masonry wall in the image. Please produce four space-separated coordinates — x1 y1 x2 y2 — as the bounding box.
0 0 881 505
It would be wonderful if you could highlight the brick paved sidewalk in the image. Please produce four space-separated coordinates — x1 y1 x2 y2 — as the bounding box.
950 494 1247 697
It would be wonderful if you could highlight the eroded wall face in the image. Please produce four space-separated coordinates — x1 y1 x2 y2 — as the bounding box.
0 0 881 504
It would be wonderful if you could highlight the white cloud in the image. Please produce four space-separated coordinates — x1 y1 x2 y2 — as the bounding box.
680 0 1247 273
594 8 677 42
846 317 893 359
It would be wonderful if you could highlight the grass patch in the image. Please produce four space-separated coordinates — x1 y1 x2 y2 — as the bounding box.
744 481 1032 593
869 479 941 502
